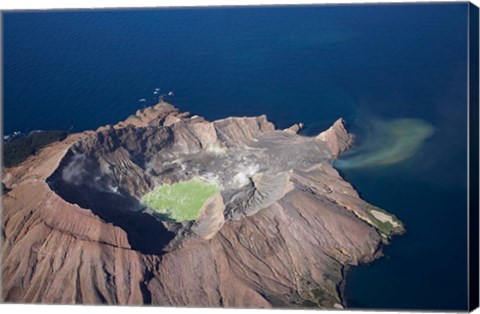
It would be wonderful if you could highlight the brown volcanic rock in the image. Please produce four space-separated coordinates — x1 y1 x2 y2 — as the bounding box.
192 192 225 240
316 118 354 158
1 101 403 307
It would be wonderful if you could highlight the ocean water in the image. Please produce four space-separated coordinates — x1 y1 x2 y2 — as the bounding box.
3 3 469 310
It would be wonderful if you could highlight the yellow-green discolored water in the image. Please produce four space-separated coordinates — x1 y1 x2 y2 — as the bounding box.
141 178 219 222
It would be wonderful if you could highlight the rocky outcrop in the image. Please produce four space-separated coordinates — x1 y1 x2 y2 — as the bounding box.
316 118 354 157
227 171 293 220
1 101 404 307
285 122 304 134
191 193 225 240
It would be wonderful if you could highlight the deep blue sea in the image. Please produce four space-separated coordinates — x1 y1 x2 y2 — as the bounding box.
3 3 469 310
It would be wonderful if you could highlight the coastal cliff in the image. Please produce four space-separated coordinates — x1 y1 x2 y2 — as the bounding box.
1 102 403 307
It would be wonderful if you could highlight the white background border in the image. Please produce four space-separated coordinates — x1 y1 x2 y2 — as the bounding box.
0 0 479 10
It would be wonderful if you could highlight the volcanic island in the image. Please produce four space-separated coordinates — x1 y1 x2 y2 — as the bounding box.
1 101 404 307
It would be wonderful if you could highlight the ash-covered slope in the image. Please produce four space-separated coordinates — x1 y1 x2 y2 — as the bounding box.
2 102 403 307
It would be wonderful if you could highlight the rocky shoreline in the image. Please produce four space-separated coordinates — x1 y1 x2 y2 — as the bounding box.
2 101 404 307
